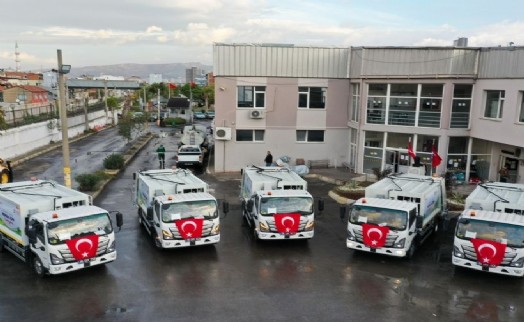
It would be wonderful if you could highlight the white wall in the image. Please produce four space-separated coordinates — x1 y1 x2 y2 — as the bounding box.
1 110 111 160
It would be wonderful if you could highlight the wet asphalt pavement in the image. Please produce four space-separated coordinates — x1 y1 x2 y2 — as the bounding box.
1 123 523 321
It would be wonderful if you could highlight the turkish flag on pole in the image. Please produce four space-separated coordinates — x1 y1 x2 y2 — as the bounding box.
175 218 204 239
407 139 417 159
431 144 442 168
190 81 196 88
169 83 177 89
66 235 99 261
274 213 301 234
470 238 506 266
362 223 390 248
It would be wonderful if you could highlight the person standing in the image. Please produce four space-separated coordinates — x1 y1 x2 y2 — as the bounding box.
499 164 509 182
156 144 166 169
264 151 273 166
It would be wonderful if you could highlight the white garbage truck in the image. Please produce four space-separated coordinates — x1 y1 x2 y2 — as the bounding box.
135 168 227 248
345 173 446 258
240 166 320 240
0 180 123 277
452 182 524 277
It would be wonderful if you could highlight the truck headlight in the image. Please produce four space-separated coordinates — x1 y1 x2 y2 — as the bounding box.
510 257 524 268
305 221 314 231
259 221 269 232
393 238 405 248
211 224 220 235
162 230 174 239
50 253 65 265
107 240 116 253
453 245 464 258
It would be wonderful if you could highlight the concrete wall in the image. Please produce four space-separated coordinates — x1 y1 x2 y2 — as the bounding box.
1 110 112 160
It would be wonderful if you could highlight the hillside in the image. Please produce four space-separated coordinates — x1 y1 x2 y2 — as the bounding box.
69 62 212 82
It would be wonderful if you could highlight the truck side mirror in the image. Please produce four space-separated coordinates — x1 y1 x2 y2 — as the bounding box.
222 201 230 214
339 206 347 222
26 227 36 244
416 216 423 229
133 173 136 180
318 198 324 212
247 200 254 210
147 207 154 220
116 212 124 231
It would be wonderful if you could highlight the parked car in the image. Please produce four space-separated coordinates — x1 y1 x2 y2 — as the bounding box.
194 112 207 119
205 111 215 119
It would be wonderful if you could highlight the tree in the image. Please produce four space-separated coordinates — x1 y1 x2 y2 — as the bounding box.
202 85 215 110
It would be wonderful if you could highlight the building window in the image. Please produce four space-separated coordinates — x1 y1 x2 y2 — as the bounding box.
484 90 504 119
418 84 443 128
519 92 524 123
450 84 472 128
366 84 387 124
296 130 324 142
238 86 265 108
298 87 326 109
388 84 417 127
350 83 360 122
236 129 265 142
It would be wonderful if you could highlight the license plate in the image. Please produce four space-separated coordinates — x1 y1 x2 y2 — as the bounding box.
189 239 196 246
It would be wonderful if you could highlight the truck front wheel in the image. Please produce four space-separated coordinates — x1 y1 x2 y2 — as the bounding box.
407 243 416 259
33 256 46 277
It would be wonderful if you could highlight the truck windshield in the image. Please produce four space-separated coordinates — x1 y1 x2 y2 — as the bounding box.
349 205 408 231
162 200 217 222
47 213 112 245
456 219 524 248
259 196 313 216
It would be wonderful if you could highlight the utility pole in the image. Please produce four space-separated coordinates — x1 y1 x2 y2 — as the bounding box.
57 49 71 188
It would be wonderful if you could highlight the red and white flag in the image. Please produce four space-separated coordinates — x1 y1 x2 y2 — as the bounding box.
274 213 301 234
66 235 99 261
169 83 177 89
362 223 390 248
470 238 506 266
432 144 442 168
407 139 417 159
175 218 204 239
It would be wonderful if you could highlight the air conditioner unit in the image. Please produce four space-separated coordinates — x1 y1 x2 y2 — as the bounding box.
215 127 232 140
249 110 265 119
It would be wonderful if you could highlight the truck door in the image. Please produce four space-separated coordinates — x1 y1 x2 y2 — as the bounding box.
32 221 50 268
153 201 162 234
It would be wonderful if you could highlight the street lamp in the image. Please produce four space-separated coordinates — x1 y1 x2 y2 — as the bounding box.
56 49 72 188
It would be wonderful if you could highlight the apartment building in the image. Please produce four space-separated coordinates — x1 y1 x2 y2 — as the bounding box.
212 43 524 184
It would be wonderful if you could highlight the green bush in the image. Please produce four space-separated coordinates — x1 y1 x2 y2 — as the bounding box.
103 153 125 170
76 173 102 191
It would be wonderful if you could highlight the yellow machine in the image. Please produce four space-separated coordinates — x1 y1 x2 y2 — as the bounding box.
0 159 13 184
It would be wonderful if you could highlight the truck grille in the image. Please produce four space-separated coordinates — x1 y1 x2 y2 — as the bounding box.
169 221 215 239
461 244 516 266
353 226 398 247
58 237 110 262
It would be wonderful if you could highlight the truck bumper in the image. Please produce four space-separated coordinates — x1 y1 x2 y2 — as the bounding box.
257 230 314 240
346 240 407 257
452 256 524 277
48 251 117 275
161 235 220 248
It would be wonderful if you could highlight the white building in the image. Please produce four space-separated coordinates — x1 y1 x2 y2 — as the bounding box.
212 43 524 184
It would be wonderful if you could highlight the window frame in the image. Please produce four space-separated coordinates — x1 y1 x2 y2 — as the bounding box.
483 90 505 119
298 87 326 109
296 130 325 142
237 86 266 108
236 129 265 142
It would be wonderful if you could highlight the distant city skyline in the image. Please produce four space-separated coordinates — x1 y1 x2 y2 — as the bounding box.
2 0 524 71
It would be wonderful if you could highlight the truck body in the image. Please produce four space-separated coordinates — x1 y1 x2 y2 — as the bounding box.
179 124 208 148
0 180 122 276
452 182 524 276
240 166 315 240
175 145 204 169
346 173 446 258
135 169 222 248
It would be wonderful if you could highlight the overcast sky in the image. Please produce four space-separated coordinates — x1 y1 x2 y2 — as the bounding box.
2 0 523 72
